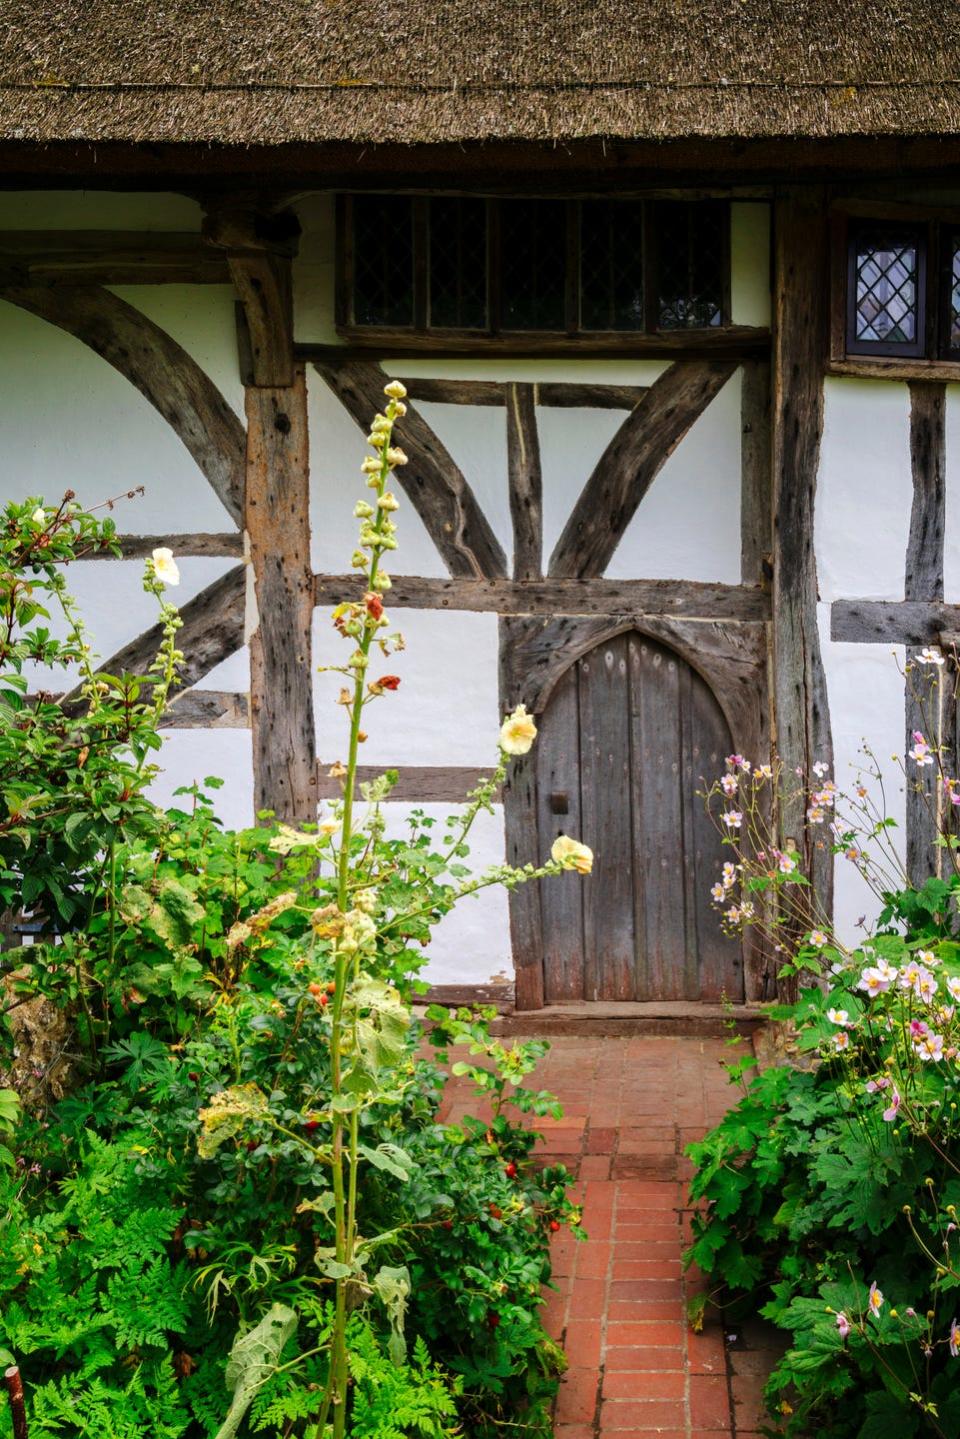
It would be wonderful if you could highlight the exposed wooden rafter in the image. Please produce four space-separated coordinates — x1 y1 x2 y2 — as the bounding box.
506 382 543 581
548 359 738 579
401 378 648 410
77 532 243 561
315 358 507 579
313 573 770 621
771 187 833 929
831 600 960 646
0 232 231 287
0 284 245 525
905 380 947 884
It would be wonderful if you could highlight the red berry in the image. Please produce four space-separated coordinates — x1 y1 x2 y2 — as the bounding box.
487 1311 500 1329
549 1219 561 1232
187 1072 200 1083
319 993 329 1007
505 1161 517 1179
488 1203 502 1220
304 1119 320 1133
308 982 323 996
326 981 337 995
442 1219 453 1231
246 1140 258 1153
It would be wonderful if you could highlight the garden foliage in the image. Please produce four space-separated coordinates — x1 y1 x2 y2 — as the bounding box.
0 383 589 1437
688 688 960 1438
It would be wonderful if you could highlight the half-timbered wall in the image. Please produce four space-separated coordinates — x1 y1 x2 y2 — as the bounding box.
8 185 953 988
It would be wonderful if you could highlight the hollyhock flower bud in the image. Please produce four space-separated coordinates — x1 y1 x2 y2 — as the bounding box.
384 380 407 399
378 492 400 511
386 447 408 467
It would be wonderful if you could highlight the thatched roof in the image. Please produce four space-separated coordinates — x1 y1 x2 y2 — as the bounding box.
1 0 959 149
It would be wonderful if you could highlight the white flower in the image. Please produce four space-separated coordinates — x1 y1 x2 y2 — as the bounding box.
500 703 538 755
947 977 960 1002
551 835 593 875
809 930 829 949
151 546 180 587
919 647 945 666
827 1008 853 1026
710 883 726 903
915 1032 945 1062
869 1283 884 1316
832 1031 851 1052
31 506 46 525
858 966 892 996
722 862 737 888
721 774 738 796
778 852 798 874
755 764 773 780
876 958 899 983
722 811 743 829
813 761 830 777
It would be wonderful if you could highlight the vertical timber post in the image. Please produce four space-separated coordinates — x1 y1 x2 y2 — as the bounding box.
771 187 834 957
208 204 316 823
905 381 947 884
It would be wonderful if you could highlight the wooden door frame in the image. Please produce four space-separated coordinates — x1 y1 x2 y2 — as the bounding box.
502 614 771 1010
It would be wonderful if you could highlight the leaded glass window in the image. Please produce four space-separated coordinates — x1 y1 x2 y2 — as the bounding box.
848 224 924 355
429 197 488 329
652 201 726 329
340 194 733 340
499 199 567 331
350 195 415 328
580 200 645 330
946 232 960 357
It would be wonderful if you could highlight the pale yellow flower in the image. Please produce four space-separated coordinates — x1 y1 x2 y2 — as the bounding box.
384 380 407 400
151 546 180 586
551 835 594 875
500 703 537 755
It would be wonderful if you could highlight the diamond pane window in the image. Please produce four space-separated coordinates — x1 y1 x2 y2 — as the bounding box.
580 201 645 330
653 201 725 329
947 233 960 355
429 198 488 329
850 227 923 350
351 195 415 328
499 200 567 331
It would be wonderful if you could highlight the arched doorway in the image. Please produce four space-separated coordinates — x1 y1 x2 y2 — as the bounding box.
536 630 743 1003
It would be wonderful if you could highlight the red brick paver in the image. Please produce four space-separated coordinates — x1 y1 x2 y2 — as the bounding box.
441 1033 781 1438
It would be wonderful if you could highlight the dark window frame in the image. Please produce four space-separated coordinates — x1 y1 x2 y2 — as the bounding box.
335 194 732 343
834 206 960 366
845 220 927 359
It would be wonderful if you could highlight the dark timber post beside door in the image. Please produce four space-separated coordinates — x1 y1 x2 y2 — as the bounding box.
208 205 317 823
771 187 834 948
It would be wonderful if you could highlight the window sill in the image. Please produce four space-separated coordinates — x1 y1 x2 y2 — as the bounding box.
310 325 769 361
828 356 960 383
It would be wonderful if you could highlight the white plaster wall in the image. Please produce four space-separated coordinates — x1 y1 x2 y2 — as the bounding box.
817 379 914 938
0 189 773 989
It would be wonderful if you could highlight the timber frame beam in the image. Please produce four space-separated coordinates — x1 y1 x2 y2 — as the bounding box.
771 186 834 932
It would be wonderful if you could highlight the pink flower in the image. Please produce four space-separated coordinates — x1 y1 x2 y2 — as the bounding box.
882 1088 901 1122
869 1282 884 1317
836 1312 850 1339
722 811 743 829
951 1319 960 1358
915 1032 945 1062
909 1018 929 1038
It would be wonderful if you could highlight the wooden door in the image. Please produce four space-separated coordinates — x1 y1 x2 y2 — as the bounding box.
537 631 742 1003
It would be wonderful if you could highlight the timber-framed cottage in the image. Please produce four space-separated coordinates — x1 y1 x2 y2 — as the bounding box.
2 0 957 1014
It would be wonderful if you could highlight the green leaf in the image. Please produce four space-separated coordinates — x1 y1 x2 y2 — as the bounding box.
357 1143 415 1182
214 1303 298 1439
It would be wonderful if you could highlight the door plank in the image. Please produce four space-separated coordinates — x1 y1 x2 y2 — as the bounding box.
537 663 585 1002
629 635 686 1000
578 637 635 1001
685 668 743 1002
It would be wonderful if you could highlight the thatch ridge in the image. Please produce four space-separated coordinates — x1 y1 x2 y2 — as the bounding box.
2 0 960 146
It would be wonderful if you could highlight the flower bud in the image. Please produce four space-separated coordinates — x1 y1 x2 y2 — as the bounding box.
378 492 400 511
384 380 408 399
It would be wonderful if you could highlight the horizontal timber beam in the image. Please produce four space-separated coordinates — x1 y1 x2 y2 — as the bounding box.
313 574 770 622
160 690 249 729
402 378 647 410
297 329 770 363
76 532 243 560
831 599 960 646
0 231 231 286
317 765 500 803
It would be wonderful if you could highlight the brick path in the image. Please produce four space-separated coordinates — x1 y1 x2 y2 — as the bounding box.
441 1032 780 1438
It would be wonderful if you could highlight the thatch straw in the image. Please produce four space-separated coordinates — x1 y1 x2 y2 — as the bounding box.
1 0 958 146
